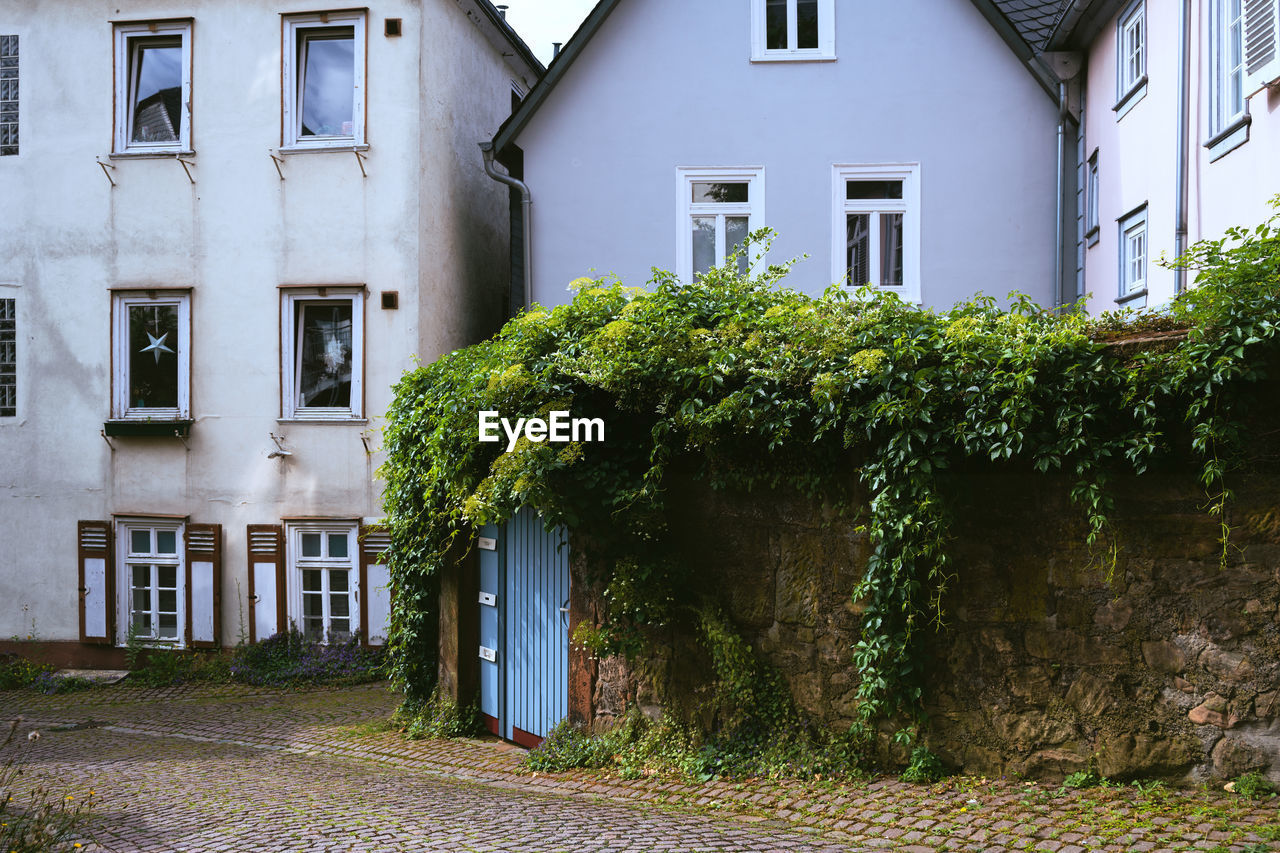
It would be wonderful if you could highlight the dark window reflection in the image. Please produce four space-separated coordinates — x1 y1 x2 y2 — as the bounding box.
130 39 182 143
766 0 787 49
797 0 819 48
297 302 352 407
128 304 178 408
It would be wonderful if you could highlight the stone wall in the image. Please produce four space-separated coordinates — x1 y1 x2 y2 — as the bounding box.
582 466 1280 784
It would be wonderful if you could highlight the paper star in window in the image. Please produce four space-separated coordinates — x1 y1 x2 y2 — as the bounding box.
140 331 174 363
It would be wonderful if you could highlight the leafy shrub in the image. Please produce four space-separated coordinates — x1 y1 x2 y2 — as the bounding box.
29 673 100 695
1231 771 1277 799
1063 767 1107 789
0 720 96 852
229 627 384 687
0 655 54 690
395 687 481 739
899 745 948 783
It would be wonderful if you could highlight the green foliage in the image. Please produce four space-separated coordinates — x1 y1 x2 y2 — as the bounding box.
1063 765 1109 789
899 745 947 783
1231 771 1277 800
394 687 481 740
382 208 1280 730
0 655 55 690
0 720 96 852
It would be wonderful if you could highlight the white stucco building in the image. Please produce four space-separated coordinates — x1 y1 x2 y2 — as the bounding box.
0 0 539 661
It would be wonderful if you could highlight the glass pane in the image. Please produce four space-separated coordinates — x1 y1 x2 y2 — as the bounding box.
297 302 353 408
158 589 177 614
302 533 322 557
330 593 349 618
880 213 904 288
328 533 348 559
128 304 179 409
329 618 350 642
691 182 748 204
846 180 903 200
159 613 178 639
329 570 349 593
797 0 819 48
131 564 150 588
303 569 322 592
132 612 152 636
299 29 355 137
303 616 324 642
130 39 182 143
726 216 750 276
846 214 870 286
158 566 176 589
692 216 716 277
132 589 150 612
131 530 151 554
156 530 177 554
303 592 323 618
766 0 787 49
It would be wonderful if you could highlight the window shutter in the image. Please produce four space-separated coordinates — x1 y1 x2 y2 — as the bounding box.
1244 0 1280 94
247 524 285 643
78 520 114 645
359 525 392 647
185 523 222 648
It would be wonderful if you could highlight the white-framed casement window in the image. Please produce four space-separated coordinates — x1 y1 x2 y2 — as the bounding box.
113 20 192 155
1208 0 1250 159
118 519 184 645
111 291 191 421
750 0 835 61
280 287 364 420
1085 151 1100 246
286 521 358 643
832 164 921 303
1114 1 1147 117
1118 206 1148 302
282 11 366 149
676 168 764 283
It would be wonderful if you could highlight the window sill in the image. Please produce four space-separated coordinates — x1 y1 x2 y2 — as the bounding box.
103 420 192 437
108 150 195 160
1085 226 1100 248
1115 288 1147 306
749 53 837 63
1113 76 1148 120
277 143 369 155
277 417 368 424
1205 114 1251 162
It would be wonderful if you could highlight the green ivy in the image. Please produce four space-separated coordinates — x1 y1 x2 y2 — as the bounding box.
381 206 1280 731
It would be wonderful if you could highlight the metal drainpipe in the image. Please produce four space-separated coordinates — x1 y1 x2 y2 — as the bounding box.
1055 79 1067 310
1174 0 1192 295
480 142 532 313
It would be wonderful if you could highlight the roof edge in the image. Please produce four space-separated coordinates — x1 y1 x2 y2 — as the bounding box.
967 0 1062 98
470 0 545 80
492 0 622 152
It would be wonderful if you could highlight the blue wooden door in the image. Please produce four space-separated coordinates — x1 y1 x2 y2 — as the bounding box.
478 510 569 746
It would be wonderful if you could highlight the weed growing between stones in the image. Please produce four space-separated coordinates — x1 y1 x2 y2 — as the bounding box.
394 686 481 739
1227 770 1277 800
0 720 96 852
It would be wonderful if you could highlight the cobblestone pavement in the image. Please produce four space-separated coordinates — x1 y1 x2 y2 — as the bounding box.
2 682 1278 852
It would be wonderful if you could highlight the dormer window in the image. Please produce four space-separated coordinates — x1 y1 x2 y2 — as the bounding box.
751 0 835 61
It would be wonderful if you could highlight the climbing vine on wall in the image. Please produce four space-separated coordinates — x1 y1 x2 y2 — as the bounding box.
381 207 1280 731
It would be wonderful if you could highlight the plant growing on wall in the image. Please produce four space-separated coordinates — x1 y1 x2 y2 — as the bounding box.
381 208 1280 742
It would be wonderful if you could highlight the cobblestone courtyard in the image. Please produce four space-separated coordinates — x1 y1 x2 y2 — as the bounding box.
2 682 1277 852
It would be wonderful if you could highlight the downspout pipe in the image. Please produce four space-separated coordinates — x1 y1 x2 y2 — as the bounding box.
1055 79 1068 310
480 141 532 313
1174 0 1192 295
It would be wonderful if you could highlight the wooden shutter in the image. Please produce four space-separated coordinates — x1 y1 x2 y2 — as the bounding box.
1244 0 1280 94
184 523 222 648
246 524 285 643
78 520 114 645
359 525 392 647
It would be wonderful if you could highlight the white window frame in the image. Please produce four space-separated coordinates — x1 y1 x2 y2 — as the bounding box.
831 163 921 304
280 287 364 421
676 167 765 284
111 290 191 421
285 521 360 644
1115 1 1147 116
116 519 185 647
750 0 835 61
1085 151 1100 245
282 11 367 150
113 20 192 155
0 289 15 419
1210 0 1249 137
1118 206 1148 300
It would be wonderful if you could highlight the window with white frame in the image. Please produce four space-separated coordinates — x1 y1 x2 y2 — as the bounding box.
677 168 764 283
282 11 366 149
1116 1 1146 109
113 20 191 154
281 288 364 420
287 522 358 643
0 296 14 417
112 291 190 421
751 0 835 60
832 164 921 302
1119 206 1148 299
1210 0 1247 136
119 520 184 644
1086 151 1100 245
